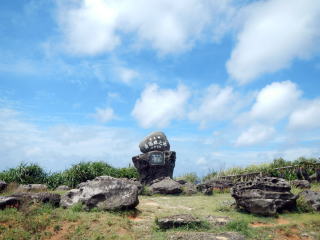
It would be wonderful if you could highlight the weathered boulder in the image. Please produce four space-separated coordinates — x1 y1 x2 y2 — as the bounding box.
139 131 170 153
10 192 61 207
291 180 311 189
17 184 48 192
0 181 7 192
60 176 139 211
231 177 297 216
196 183 213 195
122 178 143 195
150 177 182 194
169 232 245 240
176 179 187 185
182 182 198 195
310 169 320 182
56 185 70 191
204 179 234 190
0 196 21 210
298 190 320 211
133 151 176 185
296 167 310 181
156 214 201 229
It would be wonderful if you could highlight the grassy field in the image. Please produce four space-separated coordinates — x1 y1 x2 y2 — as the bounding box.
0 186 320 240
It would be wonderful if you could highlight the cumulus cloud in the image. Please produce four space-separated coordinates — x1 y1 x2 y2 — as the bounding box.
56 0 235 55
249 81 302 122
92 107 117 123
115 66 139 84
189 85 248 128
227 0 320 84
132 84 190 128
235 124 275 146
0 108 140 171
288 99 320 130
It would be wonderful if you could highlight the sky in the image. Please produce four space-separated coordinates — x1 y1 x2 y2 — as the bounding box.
1 0 320 177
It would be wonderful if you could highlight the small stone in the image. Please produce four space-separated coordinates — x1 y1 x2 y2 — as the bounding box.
56 185 70 191
17 184 48 192
205 215 231 226
169 232 245 240
156 214 201 229
0 181 7 192
183 182 198 195
291 180 311 189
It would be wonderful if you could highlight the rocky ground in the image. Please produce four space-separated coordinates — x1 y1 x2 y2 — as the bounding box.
0 183 319 240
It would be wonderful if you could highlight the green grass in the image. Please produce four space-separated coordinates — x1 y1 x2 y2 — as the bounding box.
0 185 319 240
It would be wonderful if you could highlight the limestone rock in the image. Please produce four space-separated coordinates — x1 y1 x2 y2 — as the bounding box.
56 185 70 191
204 179 234 189
156 214 201 229
205 215 231 226
132 151 176 185
231 177 297 216
139 131 170 153
11 192 61 207
169 232 245 240
291 180 311 189
60 176 139 211
17 184 48 192
150 177 182 194
298 190 320 211
196 183 213 195
0 196 21 210
182 182 198 195
0 181 7 192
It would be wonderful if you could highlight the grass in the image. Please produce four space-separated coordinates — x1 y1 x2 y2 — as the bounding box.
0 185 319 240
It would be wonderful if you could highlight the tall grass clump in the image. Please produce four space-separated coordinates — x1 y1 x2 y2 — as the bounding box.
0 161 139 189
203 157 320 181
176 172 200 184
0 163 47 184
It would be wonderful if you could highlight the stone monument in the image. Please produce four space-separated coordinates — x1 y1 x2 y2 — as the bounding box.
132 132 176 185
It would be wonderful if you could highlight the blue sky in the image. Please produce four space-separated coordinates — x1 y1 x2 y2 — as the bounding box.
1 0 320 177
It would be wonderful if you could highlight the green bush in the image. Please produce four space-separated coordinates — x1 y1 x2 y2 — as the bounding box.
0 161 139 189
0 163 47 184
176 172 199 184
46 172 66 189
296 196 314 213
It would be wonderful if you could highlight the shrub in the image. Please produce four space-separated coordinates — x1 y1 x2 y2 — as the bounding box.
0 163 47 184
46 172 66 189
176 172 199 184
296 196 314 213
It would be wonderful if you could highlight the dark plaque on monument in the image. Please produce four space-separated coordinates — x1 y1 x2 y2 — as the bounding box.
149 152 165 165
132 132 176 185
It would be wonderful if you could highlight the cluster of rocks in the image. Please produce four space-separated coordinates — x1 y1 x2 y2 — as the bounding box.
0 192 60 210
231 177 297 216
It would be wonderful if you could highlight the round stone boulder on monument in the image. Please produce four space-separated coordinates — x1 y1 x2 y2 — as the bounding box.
139 131 170 153
132 131 176 185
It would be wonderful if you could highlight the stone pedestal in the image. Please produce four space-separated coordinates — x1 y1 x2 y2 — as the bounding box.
132 150 176 185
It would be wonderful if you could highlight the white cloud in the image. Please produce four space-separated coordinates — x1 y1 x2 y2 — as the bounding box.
235 124 275 147
189 85 248 128
115 66 139 84
249 81 301 122
0 108 140 171
56 0 234 55
288 99 320 130
227 0 320 84
132 84 190 128
92 107 117 123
